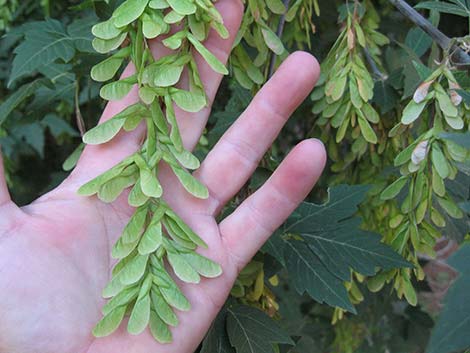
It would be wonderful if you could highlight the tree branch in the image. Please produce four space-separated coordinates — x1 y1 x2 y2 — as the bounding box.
268 0 291 78
388 0 470 67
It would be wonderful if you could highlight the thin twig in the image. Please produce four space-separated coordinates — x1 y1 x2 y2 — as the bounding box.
268 0 291 78
388 0 470 67
363 47 388 80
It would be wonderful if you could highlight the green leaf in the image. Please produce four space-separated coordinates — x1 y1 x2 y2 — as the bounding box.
201 309 235 353
167 0 197 15
170 88 207 112
187 33 228 75
150 288 179 326
8 19 91 86
91 48 130 82
283 185 410 310
138 221 163 255
118 254 149 285
92 33 128 54
283 239 355 312
92 18 123 40
168 146 200 170
226 305 293 353
151 259 191 311
0 79 49 127
149 311 173 343
92 305 127 337
171 165 210 199
167 251 201 283
261 26 285 55
102 285 139 315
113 0 149 27
83 118 126 145
401 99 427 125
440 132 470 149
165 210 208 248
148 64 184 87
380 176 408 200
432 144 450 179
140 167 163 198
358 113 378 144
128 294 151 335
266 0 287 14
426 244 470 353
149 0 170 9
435 84 458 117
128 181 150 207
416 1 470 17
180 252 223 278
100 76 136 100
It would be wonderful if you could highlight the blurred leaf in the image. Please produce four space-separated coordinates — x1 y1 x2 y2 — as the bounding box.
426 244 470 353
227 305 293 353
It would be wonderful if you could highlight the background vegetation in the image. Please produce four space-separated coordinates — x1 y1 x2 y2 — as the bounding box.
1 0 469 352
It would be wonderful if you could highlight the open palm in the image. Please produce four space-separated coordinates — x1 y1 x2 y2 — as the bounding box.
0 2 325 353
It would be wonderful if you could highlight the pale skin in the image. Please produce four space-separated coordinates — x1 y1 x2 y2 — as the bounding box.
0 1 326 352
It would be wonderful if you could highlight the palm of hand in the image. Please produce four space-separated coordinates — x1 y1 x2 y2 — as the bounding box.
0 1 325 353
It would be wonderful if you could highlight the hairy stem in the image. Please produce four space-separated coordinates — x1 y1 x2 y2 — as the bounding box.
388 0 470 67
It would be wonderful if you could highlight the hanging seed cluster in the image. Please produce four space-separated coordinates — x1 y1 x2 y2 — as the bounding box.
312 5 388 147
78 0 229 343
375 63 470 304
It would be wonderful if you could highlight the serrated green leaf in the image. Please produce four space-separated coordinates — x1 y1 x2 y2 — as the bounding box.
227 305 293 353
283 185 410 310
426 244 470 353
284 239 355 312
8 19 90 86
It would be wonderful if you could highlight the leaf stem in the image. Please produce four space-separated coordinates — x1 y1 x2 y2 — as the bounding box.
387 0 470 67
268 0 291 78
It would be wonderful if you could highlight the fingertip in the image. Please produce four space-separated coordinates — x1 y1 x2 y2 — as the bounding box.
283 51 321 91
280 139 327 192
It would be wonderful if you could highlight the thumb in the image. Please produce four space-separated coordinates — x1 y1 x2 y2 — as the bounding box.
0 148 11 206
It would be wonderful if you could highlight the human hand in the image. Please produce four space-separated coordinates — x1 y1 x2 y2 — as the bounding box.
0 1 325 352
